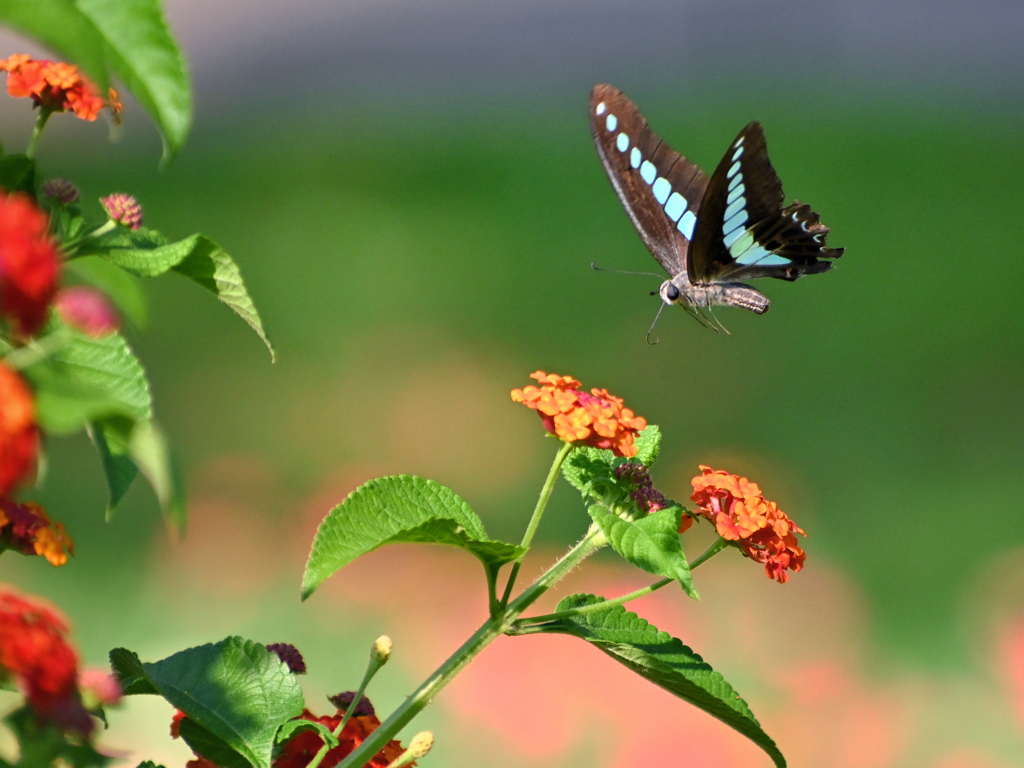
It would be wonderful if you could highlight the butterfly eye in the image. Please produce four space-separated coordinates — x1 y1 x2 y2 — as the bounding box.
666 284 680 301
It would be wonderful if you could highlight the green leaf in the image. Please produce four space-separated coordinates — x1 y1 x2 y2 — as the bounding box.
74 0 192 161
109 638 304 768
65 256 149 328
588 504 697 599
136 762 167 768
5 706 112 768
276 719 338 749
0 0 109 90
126 419 187 534
109 647 157 694
561 445 616 497
538 594 786 768
302 475 524 600
91 416 138 514
0 154 36 194
634 424 661 467
79 231 273 360
23 326 151 434
179 718 252 768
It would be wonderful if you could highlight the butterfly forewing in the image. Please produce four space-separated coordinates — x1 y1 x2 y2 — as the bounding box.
589 84 709 278
690 121 843 283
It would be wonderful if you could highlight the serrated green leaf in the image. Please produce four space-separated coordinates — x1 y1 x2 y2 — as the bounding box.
276 719 338 749
634 424 661 467
0 154 36 194
179 718 252 768
588 504 697 599
108 638 303 768
23 326 151 434
135 762 167 768
79 231 273 360
65 256 148 328
0 0 109 90
109 647 156 694
539 594 785 768
74 0 191 161
561 445 616 496
302 475 524 599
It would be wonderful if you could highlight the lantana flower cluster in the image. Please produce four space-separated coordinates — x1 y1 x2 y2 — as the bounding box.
690 465 806 583
512 371 647 457
172 692 408 768
0 588 120 735
0 499 75 566
0 55 121 121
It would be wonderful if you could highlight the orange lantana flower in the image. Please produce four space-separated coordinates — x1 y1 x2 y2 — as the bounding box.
0 500 74 566
690 466 806 583
0 363 37 496
0 55 120 121
512 371 647 457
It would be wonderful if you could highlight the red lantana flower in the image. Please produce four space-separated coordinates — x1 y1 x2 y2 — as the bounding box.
512 371 647 457
0 192 60 337
0 588 90 733
0 55 121 121
0 500 74 566
0 363 38 496
690 466 806 583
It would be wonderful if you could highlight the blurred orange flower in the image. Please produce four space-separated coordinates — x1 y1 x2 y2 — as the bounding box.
690 465 806 583
0 499 74 566
511 371 647 457
0 588 90 733
0 192 60 337
0 363 38 496
0 54 120 121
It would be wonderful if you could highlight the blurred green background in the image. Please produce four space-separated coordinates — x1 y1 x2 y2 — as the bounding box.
3 1 1024 765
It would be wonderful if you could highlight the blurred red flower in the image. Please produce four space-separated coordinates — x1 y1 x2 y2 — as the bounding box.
275 709 407 768
690 465 806 583
0 54 121 121
55 286 119 337
512 371 647 457
0 588 90 733
0 192 60 337
0 499 74 566
0 363 38 496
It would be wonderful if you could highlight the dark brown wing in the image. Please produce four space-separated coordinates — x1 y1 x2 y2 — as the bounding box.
589 84 709 278
689 121 843 283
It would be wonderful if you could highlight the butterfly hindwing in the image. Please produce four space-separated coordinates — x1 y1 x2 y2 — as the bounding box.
689 121 843 283
589 84 709 278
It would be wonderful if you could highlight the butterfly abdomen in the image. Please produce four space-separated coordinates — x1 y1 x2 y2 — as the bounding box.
671 280 770 315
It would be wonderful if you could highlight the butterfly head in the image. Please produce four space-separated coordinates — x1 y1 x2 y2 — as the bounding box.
658 280 681 305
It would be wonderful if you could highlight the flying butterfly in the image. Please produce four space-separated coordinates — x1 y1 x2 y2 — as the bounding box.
589 84 843 328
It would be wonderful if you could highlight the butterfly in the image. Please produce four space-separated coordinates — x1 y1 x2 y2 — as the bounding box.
590 83 843 325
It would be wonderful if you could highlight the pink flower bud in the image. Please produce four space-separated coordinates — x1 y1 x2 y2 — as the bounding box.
99 193 142 230
78 668 122 707
55 286 119 337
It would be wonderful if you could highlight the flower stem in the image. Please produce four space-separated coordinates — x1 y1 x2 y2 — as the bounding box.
306 650 388 768
690 535 729 569
499 440 574 607
2 329 73 370
26 109 53 159
335 525 607 768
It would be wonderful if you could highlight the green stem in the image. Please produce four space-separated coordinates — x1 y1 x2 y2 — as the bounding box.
510 534 731 628
306 654 386 768
499 440 574 607
690 535 729 569
25 109 53 159
3 329 72 370
335 525 607 768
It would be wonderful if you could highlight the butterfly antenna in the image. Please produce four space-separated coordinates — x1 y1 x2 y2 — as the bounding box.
646 301 667 345
591 262 664 280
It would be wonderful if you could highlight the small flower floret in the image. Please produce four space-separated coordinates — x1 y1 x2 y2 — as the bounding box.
41 178 79 204
690 465 806 583
0 500 74 566
0 55 120 121
266 642 307 674
512 371 647 457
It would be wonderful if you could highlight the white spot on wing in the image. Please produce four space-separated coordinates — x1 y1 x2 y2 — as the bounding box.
630 147 641 168
596 101 606 115
652 177 671 204
616 132 629 152
606 113 618 132
678 210 697 239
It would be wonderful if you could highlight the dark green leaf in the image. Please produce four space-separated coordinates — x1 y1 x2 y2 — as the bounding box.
91 416 139 516
136 762 167 768
588 504 697 599
276 719 338 749
0 154 36 194
108 638 304 768
302 475 524 599
5 706 112 768
75 0 192 160
79 231 273 359
179 718 252 768
109 647 156 694
561 445 616 497
0 0 109 90
538 594 785 768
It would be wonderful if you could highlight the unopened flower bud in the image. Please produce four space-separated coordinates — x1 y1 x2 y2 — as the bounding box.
371 635 392 664
266 642 306 674
56 287 119 337
41 178 79 204
408 731 434 758
99 193 142 230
